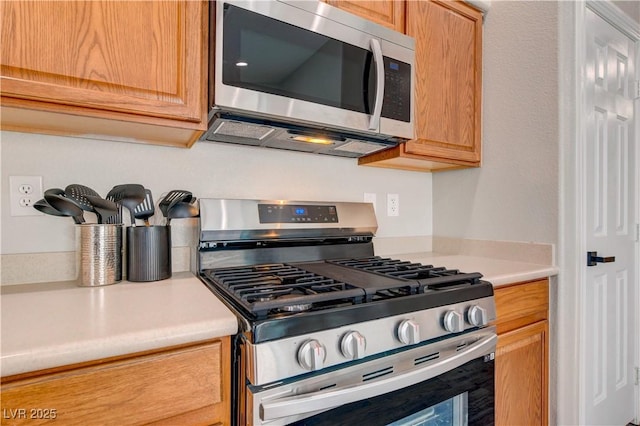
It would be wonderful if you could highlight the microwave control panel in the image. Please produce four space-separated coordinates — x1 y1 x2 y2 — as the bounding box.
381 57 412 123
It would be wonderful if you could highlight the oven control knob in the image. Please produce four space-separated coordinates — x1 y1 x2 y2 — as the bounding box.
397 319 420 345
341 331 367 359
297 339 326 371
467 305 488 327
443 310 464 333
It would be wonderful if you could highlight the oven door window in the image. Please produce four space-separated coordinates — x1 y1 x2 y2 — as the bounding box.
388 393 468 426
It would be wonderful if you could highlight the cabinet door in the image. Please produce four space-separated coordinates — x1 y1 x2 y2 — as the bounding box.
494 279 549 426
495 321 549 426
323 1 405 32
0 1 207 146
494 279 549 334
405 0 482 165
358 0 482 172
1 338 230 426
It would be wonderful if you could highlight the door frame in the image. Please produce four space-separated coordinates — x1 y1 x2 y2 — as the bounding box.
558 1 640 424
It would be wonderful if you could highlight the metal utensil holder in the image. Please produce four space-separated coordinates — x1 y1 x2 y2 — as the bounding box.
126 225 171 282
76 224 123 287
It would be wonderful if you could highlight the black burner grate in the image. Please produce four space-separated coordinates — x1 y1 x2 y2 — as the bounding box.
204 264 364 319
330 256 483 290
203 258 485 322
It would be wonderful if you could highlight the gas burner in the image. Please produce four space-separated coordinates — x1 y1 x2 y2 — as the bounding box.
250 290 280 302
277 294 313 312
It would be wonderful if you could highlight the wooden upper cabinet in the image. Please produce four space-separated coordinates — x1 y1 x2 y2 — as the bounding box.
359 0 483 172
323 0 405 33
0 1 208 147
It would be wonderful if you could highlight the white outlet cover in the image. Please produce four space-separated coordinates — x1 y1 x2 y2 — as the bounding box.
387 193 399 217
10 175 43 216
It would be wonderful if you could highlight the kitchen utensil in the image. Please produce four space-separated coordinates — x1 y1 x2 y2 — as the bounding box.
159 190 192 218
105 186 123 224
44 194 85 224
134 189 155 226
166 201 199 225
44 188 66 197
108 184 146 225
33 198 66 216
85 195 119 224
65 184 100 212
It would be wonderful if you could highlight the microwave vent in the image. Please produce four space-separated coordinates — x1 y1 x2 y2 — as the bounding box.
212 120 275 140
334 140 388 155
202 113 400 158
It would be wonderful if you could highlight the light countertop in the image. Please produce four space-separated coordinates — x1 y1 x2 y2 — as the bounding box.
0 272 238 377
1 253 556 378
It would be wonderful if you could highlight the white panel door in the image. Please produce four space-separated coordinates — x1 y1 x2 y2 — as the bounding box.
583 7 637 426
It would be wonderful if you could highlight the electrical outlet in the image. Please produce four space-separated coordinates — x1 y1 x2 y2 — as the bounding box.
363 192 377 213
10 176 43 216
387 193 399 217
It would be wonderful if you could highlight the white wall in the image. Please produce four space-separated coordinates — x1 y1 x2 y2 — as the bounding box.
0 131 432 254
432 1 559 245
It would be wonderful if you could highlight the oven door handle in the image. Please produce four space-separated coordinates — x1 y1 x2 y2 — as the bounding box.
260 332 497 422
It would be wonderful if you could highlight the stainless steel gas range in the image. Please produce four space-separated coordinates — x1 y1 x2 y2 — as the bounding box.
197 199 497 426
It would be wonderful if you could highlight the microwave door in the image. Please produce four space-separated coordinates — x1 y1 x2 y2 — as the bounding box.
216 1 382 135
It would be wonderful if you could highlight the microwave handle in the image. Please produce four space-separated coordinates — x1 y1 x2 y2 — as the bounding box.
260 332 497 422
369 38 385 131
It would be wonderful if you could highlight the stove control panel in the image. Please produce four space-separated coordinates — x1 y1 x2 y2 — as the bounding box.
258 204 338 224
246 296 496 386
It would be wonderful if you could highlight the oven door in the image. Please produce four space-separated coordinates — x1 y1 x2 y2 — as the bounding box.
247 327 496 426
215 0 414 139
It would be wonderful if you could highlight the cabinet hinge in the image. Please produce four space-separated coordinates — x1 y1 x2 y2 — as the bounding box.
634 80 640 100
636 367 640 386
636 224 640 242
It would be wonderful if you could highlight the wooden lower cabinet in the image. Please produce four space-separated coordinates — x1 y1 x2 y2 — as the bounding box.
0 337 230 426
494 279 549 426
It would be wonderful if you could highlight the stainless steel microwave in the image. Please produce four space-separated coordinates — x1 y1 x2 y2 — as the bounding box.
201 0 415 158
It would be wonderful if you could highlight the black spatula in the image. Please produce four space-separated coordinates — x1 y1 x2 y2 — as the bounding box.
159 190 192 219
105 188 122 224
134 189 155 226
106 184 146 226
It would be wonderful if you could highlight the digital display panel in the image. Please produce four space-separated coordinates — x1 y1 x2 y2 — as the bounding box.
258 204 338 223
